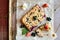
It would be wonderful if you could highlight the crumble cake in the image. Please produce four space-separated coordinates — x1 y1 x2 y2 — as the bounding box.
22 4 46 31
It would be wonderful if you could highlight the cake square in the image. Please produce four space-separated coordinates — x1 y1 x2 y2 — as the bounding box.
22 4 45 31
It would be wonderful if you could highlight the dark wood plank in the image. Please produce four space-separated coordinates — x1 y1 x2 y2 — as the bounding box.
0 0 9 40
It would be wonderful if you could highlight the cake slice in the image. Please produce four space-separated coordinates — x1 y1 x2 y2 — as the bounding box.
22 4 46 31
35 23 51 37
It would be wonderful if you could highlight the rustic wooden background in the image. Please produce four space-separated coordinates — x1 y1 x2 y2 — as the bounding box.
0 0 9 40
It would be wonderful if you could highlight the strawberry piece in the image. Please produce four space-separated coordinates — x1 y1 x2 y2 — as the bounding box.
26 32 31 37
44 24 48 29
42 3 48 8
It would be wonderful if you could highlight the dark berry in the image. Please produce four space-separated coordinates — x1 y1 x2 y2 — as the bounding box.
46 17 51 21
30 26 36 31
31 32 36 37
26 18 29 21
43 14 46 17
33 16 37 20
20 25 25 28
38 10 40 12
35 31 39 34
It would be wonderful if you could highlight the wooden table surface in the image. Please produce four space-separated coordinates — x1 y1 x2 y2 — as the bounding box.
0 0 8 40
